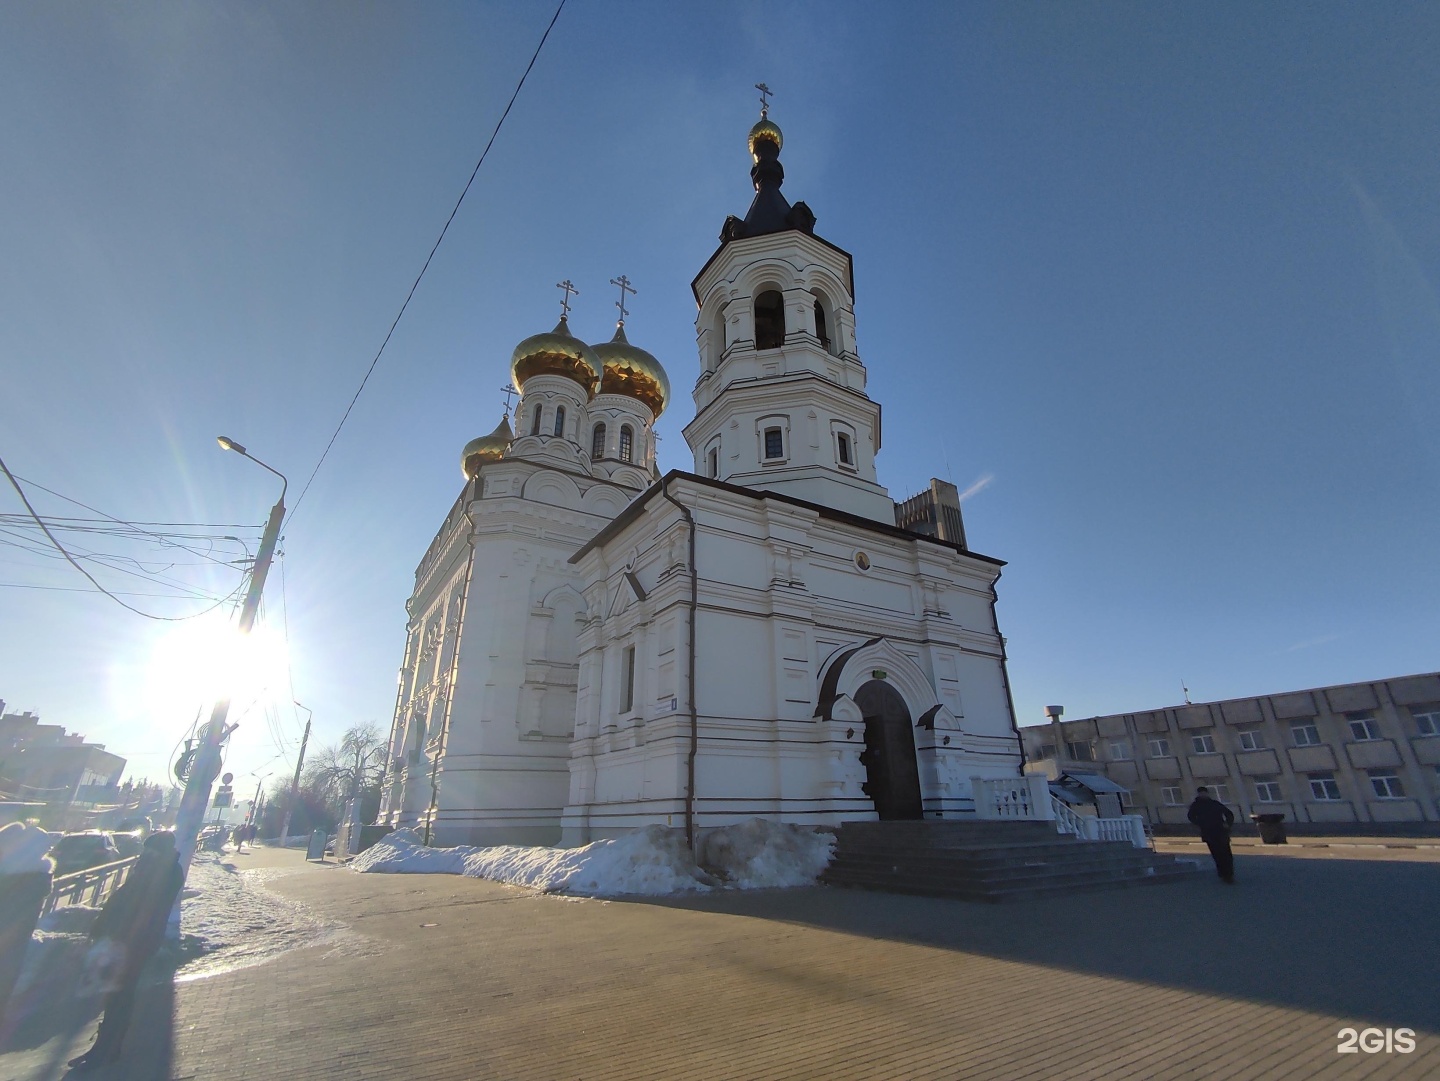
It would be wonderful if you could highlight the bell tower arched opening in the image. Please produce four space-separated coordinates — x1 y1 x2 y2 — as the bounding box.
754 290 785 350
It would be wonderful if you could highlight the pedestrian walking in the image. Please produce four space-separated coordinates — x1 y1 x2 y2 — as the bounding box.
1186 786 1236 883
67 830 183 1071
0 823 54 1024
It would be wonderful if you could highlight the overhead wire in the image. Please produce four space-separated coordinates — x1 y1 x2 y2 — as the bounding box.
287 0 568 521
0 452 245 621
5 472 259 569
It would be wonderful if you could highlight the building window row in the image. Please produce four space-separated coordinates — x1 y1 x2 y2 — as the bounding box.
590 422 636 463
1254 777 1283 802
1308 772 1342 801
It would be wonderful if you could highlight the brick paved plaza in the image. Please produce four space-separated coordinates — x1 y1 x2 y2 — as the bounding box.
4 842 1438 1081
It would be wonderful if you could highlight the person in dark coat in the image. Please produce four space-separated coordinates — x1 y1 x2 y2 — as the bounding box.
68 830 183 1071
1187 786 1236 883
0 823 54 1024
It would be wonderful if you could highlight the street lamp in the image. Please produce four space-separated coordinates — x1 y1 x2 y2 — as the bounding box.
170 439 289 929
278 700 313 850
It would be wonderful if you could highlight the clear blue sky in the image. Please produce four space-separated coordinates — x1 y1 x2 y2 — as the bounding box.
2 2 1437 790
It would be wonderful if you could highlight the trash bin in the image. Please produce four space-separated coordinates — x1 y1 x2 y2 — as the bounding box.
1251 813 1287 845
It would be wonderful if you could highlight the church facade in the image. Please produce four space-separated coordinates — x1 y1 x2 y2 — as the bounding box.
376 108 1025 848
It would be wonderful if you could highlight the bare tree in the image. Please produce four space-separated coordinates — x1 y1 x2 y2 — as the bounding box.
302 723 386 816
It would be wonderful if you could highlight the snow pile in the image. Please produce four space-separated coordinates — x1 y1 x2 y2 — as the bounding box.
697 819 836 889
351 819 834 897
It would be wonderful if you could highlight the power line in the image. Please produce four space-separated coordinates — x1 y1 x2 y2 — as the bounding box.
0 582 239 600
0 452 243 621
7 472 256 569
287 0 568 521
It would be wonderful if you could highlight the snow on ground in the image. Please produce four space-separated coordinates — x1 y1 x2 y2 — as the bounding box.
350 819 836 897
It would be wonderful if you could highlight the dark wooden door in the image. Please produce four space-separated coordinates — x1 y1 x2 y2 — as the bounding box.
855 680 923 820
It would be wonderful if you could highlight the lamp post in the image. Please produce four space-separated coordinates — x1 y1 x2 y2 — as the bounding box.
278 700 313 850
248 772 272 824
169 438 287 933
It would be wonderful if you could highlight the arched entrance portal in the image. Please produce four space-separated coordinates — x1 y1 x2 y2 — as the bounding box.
854 680 923 820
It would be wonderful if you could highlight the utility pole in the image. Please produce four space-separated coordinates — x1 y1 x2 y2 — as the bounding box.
168 437 286 937
278 700 312 850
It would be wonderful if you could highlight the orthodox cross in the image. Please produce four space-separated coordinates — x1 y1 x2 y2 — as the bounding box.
755 82 773 118
610 275 636 325
499 383 518 417
556 279 579 319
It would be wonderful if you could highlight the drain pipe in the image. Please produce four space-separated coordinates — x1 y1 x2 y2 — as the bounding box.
423 503 478 847
989 566 1026 772
659 475 699 850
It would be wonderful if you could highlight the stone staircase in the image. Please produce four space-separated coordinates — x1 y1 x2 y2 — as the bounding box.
821 819 1206 902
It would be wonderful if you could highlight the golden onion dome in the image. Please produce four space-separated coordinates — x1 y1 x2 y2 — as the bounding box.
461 415 513 479
592 323 670 418
748 116 783 161
509 316 601 396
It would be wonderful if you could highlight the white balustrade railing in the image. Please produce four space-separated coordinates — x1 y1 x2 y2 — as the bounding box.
974 776 1149 848
1050 795 1087 836
972 774 1054 821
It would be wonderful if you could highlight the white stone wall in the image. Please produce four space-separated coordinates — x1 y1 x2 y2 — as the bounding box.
561 476 1022 843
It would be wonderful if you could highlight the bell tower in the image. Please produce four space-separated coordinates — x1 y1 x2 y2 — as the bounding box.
683 103 894 522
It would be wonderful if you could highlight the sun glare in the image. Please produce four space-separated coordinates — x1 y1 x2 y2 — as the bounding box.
144 613 291 722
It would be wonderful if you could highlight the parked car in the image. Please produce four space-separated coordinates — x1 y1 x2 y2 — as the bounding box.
48 831 121 877
111 829 146 858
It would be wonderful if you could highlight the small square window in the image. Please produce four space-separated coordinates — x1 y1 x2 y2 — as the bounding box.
1108 740 1132 761
1368 771 1405 799
1348 717 1381 742
1291 723 1321 747
1308 772 1342 801
1236 727 1265 752
1209 784 1230 804
764 427 784 460
1161 786 1182 806
1410 706 1440 737
1148 737 1171 758
1191 733 1216 754
1065 739 1094 762
1254 778 1283 803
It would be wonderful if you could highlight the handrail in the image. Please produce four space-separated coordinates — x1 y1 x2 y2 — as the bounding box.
43 855 138 916
1050 795 1087 836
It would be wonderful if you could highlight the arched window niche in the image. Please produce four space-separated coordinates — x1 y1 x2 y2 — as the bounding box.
707 301 729 371
753 290 785 350
530 405 543 436
619 424 634 463
591 423 606 460
811 290 840 356
553 406 566 438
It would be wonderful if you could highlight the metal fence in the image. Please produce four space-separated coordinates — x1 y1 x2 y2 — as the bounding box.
42 855 138 915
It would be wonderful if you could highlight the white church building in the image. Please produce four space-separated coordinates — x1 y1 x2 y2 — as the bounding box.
376 106 1026 848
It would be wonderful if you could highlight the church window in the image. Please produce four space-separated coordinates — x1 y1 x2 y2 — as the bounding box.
707 447 719 478
837 432 852 466
619 424 634 463
764 427 784 460
754 290 785 350
530 406 543 436
553 406 566 438
591 423 606 460
814 299 831 352
620 645 636 713
708 302 729 371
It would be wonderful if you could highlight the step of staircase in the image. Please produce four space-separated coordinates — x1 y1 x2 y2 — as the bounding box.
821 819 1205 902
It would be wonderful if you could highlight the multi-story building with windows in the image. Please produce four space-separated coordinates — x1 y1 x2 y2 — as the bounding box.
1020 674 1440 830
